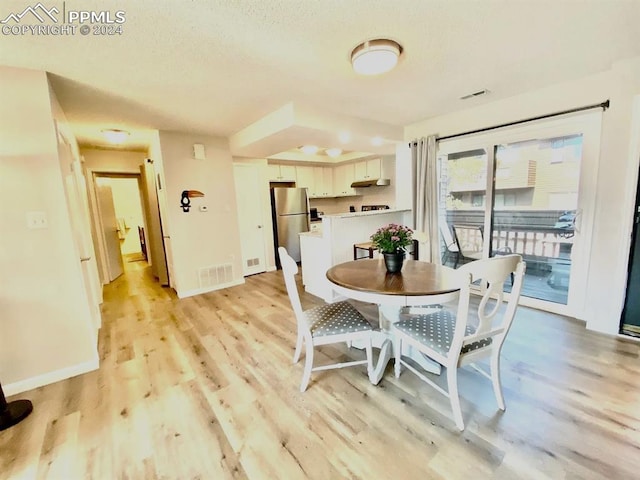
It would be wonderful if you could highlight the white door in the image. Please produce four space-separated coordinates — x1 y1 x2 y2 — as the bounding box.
57 131 102 334
140 160 169 286
95 177 124 282
233 164 267 276
67 159 103 332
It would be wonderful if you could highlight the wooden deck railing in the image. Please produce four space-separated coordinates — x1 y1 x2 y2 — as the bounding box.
492 226 573 259
449 224 573 259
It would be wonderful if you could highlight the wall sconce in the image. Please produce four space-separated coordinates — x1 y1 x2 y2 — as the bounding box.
180 190 204 212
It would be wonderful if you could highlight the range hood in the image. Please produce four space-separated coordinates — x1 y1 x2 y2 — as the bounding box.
350 178 391 188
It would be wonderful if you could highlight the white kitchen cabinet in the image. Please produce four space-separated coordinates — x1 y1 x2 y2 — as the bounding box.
354 158 381 181
295 165 314 191
333 163 356 196
311 166 333 197
268 163 297 182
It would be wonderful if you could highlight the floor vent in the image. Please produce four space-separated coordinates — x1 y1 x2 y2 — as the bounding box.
198 264 233 288
247 258 260 267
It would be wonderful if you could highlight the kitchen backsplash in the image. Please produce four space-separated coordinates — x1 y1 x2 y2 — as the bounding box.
310 185 396 214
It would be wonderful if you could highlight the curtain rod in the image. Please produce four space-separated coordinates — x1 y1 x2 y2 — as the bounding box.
409 100 609 145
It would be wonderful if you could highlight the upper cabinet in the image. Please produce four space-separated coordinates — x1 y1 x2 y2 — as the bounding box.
353 158 381 181
311 166 333 197
295 166 314 192
268 164 297 182
333 163 356 197
297 165 330 197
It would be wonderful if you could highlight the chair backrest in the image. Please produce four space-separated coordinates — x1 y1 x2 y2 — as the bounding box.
449 254 526 361
278 246 304 317
452 224 483 257
439 223 459 253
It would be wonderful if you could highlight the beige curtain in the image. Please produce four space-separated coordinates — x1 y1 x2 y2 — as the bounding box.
411 136 441 264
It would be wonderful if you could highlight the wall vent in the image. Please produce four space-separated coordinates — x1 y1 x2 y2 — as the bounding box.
460 89 489 100
198 263 233 289
246 258 260 267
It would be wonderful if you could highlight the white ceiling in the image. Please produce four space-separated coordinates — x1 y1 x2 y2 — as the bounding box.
1 0 639 156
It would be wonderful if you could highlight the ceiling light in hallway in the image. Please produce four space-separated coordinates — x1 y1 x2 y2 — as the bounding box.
101 129 130 144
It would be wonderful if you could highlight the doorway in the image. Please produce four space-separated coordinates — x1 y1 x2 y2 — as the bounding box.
93 173 147 282
233 164 267 276
436 111 602 318
620 163 640 337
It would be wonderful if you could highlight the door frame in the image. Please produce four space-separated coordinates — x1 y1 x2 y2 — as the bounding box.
436 111 602 319
233 163 268 276
87 170 147 284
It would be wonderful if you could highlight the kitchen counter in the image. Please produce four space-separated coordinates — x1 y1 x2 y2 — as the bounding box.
300 231 323 238
299 208 413 302
322 208 410 219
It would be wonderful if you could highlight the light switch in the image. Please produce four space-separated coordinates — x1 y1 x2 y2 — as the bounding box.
27 211 48 229
193 143 206 160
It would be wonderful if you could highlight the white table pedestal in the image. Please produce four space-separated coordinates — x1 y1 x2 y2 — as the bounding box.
353 305 441 385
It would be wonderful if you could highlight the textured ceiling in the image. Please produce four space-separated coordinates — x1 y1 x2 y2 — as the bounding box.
1 0 639 153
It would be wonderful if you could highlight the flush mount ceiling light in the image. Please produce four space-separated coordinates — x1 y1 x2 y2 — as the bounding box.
351 39 403 76
102 129 130 144
325 148 342 158
338 131 351 144
299 145 319 155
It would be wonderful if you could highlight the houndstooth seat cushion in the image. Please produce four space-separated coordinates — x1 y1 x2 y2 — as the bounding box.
304 301 372 337
394 309 492 356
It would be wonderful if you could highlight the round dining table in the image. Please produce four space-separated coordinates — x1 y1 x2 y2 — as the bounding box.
326 258 461 384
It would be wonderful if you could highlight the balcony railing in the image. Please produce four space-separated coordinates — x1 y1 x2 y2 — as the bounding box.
442 210 574 304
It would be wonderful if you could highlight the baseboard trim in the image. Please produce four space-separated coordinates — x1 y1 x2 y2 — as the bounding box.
177 278 245 299
266 266 277 272
3 357 99 397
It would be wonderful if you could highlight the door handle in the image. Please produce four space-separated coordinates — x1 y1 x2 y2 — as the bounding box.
573 209 582 234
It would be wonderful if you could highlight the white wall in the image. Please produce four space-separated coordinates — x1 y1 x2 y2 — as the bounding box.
110 177 145 254
405 56 640 335
82 148 146 173
158 131 244 296
0 66 98 394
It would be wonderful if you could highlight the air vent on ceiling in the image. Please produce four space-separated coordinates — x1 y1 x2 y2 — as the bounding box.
460 89 489 100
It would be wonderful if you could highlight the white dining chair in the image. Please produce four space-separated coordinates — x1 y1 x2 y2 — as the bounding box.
392 254 526 430
278 247 374 392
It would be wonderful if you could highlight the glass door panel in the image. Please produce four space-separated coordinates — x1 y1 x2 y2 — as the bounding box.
437 148 489 269
491 135 583 304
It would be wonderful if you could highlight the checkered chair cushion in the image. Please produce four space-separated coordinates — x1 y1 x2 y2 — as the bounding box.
394 309 492 356
304 301 372 338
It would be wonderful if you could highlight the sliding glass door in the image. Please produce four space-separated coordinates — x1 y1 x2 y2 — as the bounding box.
436 112 601 316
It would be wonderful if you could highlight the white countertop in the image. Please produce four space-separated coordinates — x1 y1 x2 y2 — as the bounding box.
299 231 324 238
322 208 410 219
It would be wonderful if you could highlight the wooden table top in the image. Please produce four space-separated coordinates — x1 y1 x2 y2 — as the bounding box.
326 259 461 297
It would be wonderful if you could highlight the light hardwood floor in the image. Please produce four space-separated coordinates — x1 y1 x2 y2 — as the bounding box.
2 259 640 479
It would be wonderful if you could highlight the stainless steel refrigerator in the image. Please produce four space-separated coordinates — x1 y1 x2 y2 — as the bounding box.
271 187 310 264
